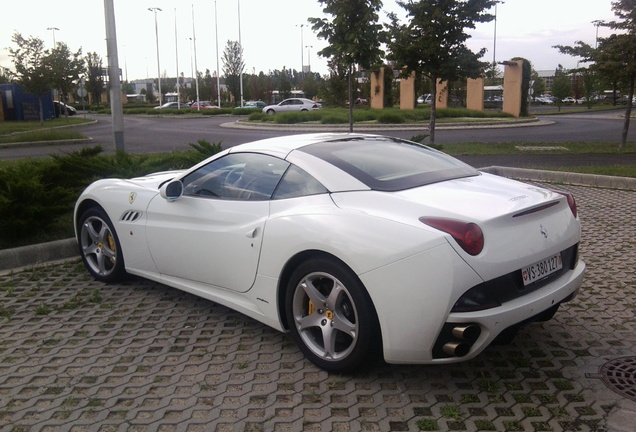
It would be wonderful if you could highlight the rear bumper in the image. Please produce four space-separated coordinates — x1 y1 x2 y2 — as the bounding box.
429 259 586 363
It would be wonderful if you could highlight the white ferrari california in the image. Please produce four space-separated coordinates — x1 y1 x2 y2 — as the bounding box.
75 133 585 372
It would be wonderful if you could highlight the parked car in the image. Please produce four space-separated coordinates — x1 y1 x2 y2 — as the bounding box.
417 94 432 104
190 101 219 109
235 100 266 110
53 100 77 117
154 102 186 109
535 96 555 105
262 98 321 114
75 133 585 372
562 97 576 104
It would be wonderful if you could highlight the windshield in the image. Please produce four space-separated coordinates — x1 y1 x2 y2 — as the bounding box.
300 136 479 191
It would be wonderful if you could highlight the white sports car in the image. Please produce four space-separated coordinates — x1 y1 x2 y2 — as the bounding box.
75 133 585 372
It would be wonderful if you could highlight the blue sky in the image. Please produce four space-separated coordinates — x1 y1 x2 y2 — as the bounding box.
1 0 618 80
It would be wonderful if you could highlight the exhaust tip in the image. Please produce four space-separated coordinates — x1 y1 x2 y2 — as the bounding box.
442 342 471 357
452 324 481 342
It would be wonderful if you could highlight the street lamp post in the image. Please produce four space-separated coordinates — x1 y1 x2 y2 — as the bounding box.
238 0 244 107
296 24 304 79
191 5 200 110
148 7 163 106
305 45 313 73
592 20 603 49
47 27 59 47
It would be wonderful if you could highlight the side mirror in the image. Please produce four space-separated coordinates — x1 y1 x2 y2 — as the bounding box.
160 180 184 201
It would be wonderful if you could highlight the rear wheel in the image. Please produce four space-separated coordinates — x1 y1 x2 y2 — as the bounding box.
78 207 126 283
285 257 381 372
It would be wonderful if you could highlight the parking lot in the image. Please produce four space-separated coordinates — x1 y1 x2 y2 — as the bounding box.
1 181 635 432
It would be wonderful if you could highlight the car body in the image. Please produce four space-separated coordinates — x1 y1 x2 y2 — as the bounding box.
53 100 77 117
562 97 576 104
190 101 219 109
75 133 585 372
417 94 432 104
154 102 186 109
239 100 266 109
262 98 321 114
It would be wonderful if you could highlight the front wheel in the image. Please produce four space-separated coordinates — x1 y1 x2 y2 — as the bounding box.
78 207 126 283
285 257 381 372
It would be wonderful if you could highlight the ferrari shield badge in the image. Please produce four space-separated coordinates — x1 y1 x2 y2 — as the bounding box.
129 192 137 204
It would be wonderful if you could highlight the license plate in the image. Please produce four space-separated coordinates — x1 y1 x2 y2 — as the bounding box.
521 253 563 286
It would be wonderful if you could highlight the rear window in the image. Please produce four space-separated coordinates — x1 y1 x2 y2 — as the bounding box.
300 136 479 191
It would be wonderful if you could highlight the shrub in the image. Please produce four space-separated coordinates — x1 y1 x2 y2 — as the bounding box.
377 111 405 124
0 141 223 249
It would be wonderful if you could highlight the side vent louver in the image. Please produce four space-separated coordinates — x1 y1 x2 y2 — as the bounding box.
121 211 142 222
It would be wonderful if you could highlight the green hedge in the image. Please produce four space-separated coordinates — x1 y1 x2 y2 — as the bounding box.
0 141 222 249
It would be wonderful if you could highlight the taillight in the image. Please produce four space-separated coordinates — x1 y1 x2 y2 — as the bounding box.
420 217 484 255
556 191 577 218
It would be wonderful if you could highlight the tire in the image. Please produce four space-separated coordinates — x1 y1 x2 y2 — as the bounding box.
266 109 275 115
285 257 381 373
77 207 126 283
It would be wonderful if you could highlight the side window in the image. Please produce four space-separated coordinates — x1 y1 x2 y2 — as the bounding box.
182 153 289 201
272 165 328 200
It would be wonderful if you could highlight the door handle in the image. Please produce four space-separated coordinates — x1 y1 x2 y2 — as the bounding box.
245 228 258 238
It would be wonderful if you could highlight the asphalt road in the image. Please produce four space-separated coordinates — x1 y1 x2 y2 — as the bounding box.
1 109 635 166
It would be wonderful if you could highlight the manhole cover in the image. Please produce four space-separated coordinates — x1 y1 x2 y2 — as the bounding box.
600 357 636 402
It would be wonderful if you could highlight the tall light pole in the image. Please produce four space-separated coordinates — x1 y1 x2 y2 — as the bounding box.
47 27 59 47
238 0 244 107
122 44 128 83
296 24 304 79
492 3 497 75
148 7 163 105
191 4 200 110
174 8 180 108
592 20 603 49
305 45 313 73
215 0 221 107
103 0 124 151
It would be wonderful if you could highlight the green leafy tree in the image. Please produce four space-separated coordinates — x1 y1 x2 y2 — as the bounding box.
85 52 104 107
554 0 636 147
309 0 384 131
0 67 11 84
387 0 497 143
530 71 546 101
551 65 572 111
47 42 84 118
278 67 293 99
222 40 245 105
9 32 52 124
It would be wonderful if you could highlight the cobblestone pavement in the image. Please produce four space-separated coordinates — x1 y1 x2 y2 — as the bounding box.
1 182 635 432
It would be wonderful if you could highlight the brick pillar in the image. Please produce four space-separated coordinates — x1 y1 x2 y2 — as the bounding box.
400 70 416 110
466 77 485 111
502 60 523 117
370 68 384 110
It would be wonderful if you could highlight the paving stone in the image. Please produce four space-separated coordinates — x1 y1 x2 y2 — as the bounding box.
0 183 635 431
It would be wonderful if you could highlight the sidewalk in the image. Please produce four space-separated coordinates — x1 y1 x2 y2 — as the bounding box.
0 174 635 431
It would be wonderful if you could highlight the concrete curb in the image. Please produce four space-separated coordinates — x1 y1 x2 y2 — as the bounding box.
0 238 79 273
480 166 636 191
221 117 548 132
0 167 634 272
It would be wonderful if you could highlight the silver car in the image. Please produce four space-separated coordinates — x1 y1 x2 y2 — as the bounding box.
262 98 321 114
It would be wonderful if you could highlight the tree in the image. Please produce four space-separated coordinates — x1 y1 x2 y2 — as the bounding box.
551 65 571 112
387 0 497 143
278 67 293 99
222 40 245 105
554 0 636 148
9 32 52 124
310 0 384 131
0 67 11 84
85 52 104 107
47 42 84 119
